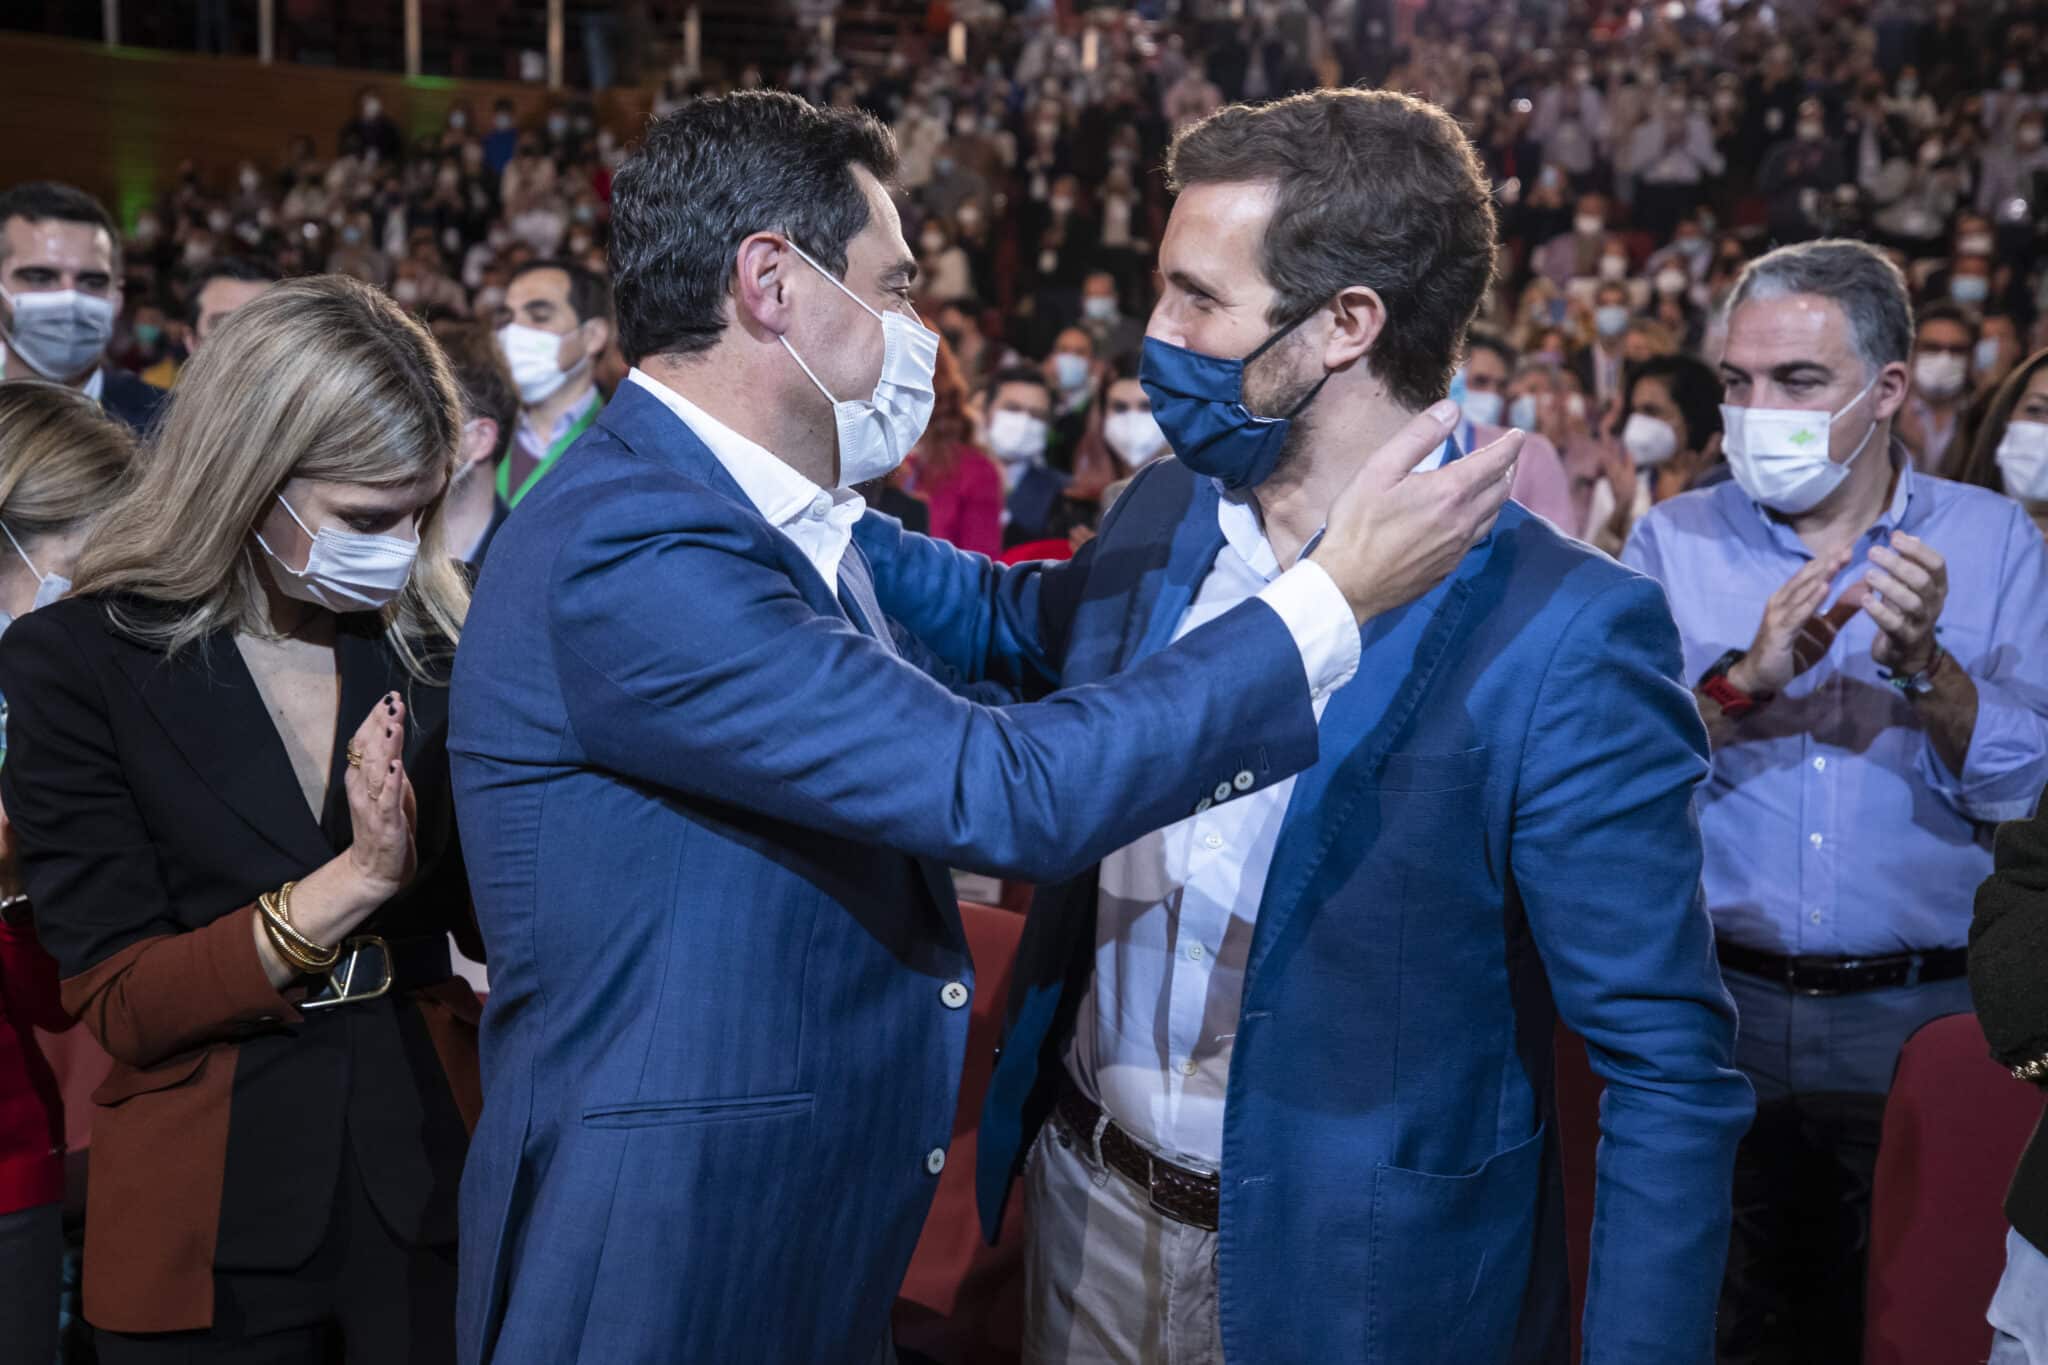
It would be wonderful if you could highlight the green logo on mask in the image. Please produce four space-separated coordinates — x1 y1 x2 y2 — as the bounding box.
1788 427 1820 448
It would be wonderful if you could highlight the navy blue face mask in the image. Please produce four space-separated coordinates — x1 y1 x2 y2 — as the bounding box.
1138 310 1329 491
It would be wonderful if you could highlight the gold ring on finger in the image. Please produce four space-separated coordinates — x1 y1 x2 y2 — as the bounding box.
346 743 365 769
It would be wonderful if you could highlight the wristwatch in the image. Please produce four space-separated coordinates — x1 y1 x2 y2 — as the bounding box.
1698 648 1770 721
1881 645 1948 701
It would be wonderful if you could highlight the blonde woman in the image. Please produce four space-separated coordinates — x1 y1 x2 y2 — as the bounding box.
0 381 133 1365
0 276 482 1363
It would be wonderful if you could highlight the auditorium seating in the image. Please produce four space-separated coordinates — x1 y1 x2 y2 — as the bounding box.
1865 1011 2047 1365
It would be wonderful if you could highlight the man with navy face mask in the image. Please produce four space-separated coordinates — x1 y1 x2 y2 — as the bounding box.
859 87 1748 1363
1622 239 2048 1363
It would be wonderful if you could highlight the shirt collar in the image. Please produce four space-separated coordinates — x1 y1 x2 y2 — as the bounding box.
1212 436 1453 577
627 367 860 529
518 383 600 452
0 340 104 403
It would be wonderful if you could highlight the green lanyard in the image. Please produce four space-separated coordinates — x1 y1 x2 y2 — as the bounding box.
497 398 601 509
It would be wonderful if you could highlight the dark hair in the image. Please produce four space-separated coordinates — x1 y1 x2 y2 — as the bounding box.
1948 345 2048 492
1465 327 1517 371
434 322 520 464
508 258 613 325
186 257 283 325
608 90 898 364
1916 300 1980 343
985 364 1052 408
1165 88 1498 411
0 181 118 272
1624 354 1725 455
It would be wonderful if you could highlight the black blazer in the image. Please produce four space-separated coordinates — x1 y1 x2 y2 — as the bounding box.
0 594 478 1330
99 369 166 437
1970 781 2048 1254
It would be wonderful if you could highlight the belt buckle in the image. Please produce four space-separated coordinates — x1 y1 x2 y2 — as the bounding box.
300 936 393 1012
1143 1153 1181 1222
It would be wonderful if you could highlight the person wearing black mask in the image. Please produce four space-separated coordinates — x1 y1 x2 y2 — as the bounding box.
0 182 163 435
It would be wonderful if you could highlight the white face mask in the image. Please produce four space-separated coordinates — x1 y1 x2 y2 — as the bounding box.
1622 412 1680 467
497 322 587 405
1 523 69 615
1104 409 1169 466
1655 269 1689 296
1997 421 2048 501
1083 295 1119 323
1052 352 1091 393
1461 389 1505 428
1914 351 1968 401
1977 336 2004 374
255 494 420 614
1 286 116 381
1595 304 1630 339
780 241 939 487
1721 375 1881 515
1508 394 1541 432
1598 255 1628 283
987 409 1049 463
1575 214 1605 238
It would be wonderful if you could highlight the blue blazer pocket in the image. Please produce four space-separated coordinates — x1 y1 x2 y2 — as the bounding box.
1365 1123 1545 1363
581 1091 816 1130
1373 746 1490 794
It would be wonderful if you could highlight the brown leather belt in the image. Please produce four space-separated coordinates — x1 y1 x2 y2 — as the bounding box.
1053 1085 1220 1232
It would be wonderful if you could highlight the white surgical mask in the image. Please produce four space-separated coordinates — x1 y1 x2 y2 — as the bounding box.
0 286 116 381
1598 255 1628 282
1052 352 1091 392
497 322 586 405
1104 409 1169 466
1508 394 1541 432
1575 214 1605 237
1083 296 1118 323
1914 352 1968 401
987 409 1049 463
1622 412 1680 467
1461 389 1505 428
1721 375 1880 515
1595 304 1630 338
780 241 939 487
1976 336 2004 374
255 494 420 614
1953 274 1991 305
1997 421 2048 500
1656 268 1689 296
1 523 69 614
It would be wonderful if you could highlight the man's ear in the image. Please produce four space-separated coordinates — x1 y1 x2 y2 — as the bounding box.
582 316 614 359
1324 284 1386 374
459 417 500 474
732 233 801 338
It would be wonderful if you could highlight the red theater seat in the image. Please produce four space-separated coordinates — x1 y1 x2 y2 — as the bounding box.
1865 1011 2047 1365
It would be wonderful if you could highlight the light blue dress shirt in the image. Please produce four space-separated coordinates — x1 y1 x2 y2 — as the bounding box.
1624 447 2048 957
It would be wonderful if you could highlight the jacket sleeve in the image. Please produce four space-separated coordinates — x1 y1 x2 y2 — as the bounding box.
549 498 1320 886
1509 573 1754 1365
1970 782 2048 1073
0 610 297 1068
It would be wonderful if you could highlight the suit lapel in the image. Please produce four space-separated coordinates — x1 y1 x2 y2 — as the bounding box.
1118 475 1227 672
113 629 336 870
1245 546 1487 984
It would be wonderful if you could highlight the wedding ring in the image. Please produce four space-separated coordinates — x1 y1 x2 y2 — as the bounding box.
346 743 364 769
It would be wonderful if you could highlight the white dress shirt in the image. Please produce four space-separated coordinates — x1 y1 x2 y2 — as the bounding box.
628 367 864 588
1066 475 1399 1171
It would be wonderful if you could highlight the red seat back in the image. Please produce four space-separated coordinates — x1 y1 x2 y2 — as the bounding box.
1866 1011 2047 1365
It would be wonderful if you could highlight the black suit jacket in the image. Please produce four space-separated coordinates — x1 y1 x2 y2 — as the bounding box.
99 369 166 437
1970 781 2048 1254
0 595 478 1331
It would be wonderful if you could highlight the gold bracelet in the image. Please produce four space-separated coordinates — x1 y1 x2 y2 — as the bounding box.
258 890 338 972
2011 1055 2048 1085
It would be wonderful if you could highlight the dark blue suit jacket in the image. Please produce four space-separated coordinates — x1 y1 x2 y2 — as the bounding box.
446 382 1328 1363
99 368 165 437
856 456 1755 1363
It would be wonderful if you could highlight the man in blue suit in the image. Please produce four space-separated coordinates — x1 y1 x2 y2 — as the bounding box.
858 88 1754 1363
447 91 1521 1364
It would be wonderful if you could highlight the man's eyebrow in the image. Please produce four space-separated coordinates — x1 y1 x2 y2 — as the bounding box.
1166 267 1225 301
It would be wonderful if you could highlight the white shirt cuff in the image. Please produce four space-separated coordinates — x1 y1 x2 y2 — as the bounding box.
1256 560 1361 702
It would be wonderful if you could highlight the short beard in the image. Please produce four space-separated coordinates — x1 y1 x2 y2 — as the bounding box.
1243 326 1324 487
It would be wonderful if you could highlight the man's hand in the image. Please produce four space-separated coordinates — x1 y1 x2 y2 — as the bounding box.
1314 402 1523 626
1864 533 1949 675
1727 546 1854 696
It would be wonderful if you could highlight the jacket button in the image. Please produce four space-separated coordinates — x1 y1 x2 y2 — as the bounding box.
1212 782 1232 803
926 1147 947 1175
940 981 969 1009
1195 798 1212 814
1233 770 1254 791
